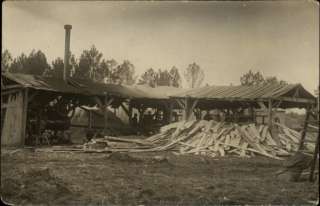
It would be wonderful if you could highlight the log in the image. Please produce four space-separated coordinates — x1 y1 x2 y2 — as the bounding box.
104 136 152 146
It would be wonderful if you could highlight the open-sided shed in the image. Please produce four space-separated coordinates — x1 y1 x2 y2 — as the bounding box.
170 83 316 124
1 73 149 146
1 73 186 146
1 72 316 146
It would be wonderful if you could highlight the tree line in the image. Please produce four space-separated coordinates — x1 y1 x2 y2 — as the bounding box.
1 46 287 88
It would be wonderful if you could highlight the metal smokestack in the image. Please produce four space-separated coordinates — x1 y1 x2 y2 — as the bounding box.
64 24 72 81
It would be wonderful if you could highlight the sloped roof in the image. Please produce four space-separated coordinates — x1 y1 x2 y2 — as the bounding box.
2 73 146 98
171 83 315 101
126 84 187 99
2 73 315 105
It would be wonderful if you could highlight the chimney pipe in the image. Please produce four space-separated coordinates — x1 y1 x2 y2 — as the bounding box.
64 24 72 81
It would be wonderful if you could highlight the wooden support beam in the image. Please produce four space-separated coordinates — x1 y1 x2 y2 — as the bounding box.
175 98 185 109
88 111 93 129
138 106 146 122
103 96 114 133
168 101 173 123
182 98 188 121
120 103 130 116
190 99 199 111
36 108 43 145
128 102 133 125
277 97 316 104
104 96 108 133
184 98 196 121
250 105 255 123
21 89 28 145
272 100 282 109
309 130 319 182
299 108 311 150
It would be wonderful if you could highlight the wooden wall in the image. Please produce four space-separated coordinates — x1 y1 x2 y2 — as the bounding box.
1 91 25 146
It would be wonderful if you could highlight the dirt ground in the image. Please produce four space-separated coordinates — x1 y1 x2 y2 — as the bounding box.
1 147 319 205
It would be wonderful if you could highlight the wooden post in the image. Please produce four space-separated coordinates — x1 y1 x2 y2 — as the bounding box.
184 98 189 121
128 102 133 124
88 110 92 129
21 88 28 145
268 99 273 128
102 96 114 134
36 108 43 145
299 108 311 150
309 130 319 182
168 101 173 123
104 95 108 133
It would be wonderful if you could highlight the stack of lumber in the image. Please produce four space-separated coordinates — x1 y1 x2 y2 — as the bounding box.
83 120 317 159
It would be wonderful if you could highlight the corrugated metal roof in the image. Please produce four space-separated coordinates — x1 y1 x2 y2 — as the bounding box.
171 83 315 100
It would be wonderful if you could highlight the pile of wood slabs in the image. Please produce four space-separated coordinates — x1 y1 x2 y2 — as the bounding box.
83 120 317 159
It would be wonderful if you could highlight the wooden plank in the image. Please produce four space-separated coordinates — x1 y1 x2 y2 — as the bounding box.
282 128 299 144
235 125 271 156
1 91 24 146
273 122 301 137
308 124 319 130
209 141 283 160
104 136 152 146
265 131 277 146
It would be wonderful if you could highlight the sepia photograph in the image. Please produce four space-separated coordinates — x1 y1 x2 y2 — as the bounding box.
1 0 319 205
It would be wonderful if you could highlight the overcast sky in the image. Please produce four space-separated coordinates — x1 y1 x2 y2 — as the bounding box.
2 1 319 93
